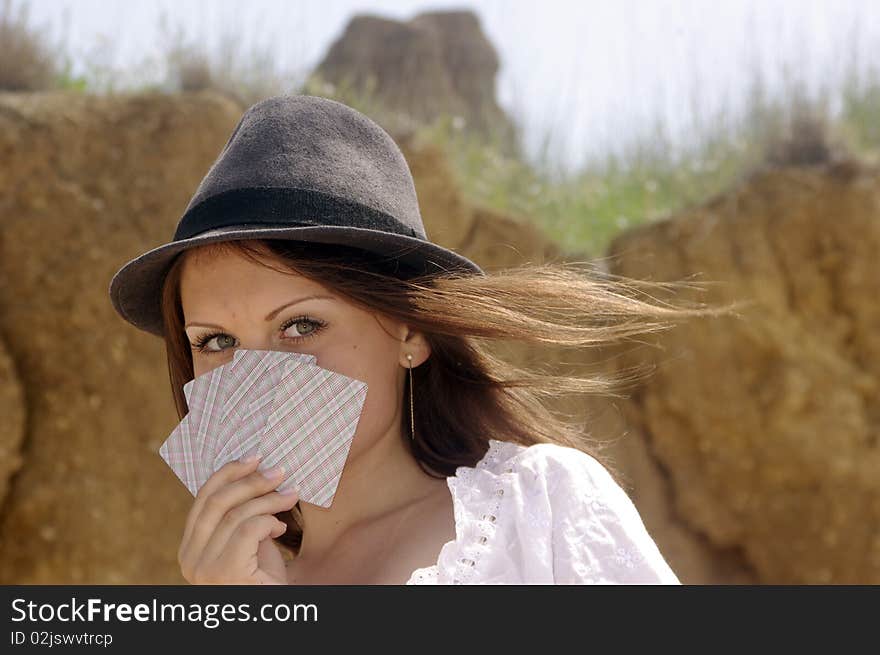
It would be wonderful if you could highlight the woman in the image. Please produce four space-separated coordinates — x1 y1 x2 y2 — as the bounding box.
109 94 724 584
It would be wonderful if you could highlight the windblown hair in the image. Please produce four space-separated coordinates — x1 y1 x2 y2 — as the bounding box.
160 238 735 555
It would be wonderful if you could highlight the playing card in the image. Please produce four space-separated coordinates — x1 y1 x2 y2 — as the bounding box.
158 399 201 496
158 348 367 507
179 364 228 489
257 357 368 507
211 349 317 470
162 351 286 495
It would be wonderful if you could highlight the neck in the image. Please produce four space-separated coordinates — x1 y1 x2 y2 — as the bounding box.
293 424 441 565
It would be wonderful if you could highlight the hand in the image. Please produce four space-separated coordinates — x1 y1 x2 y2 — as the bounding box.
177 455 300 584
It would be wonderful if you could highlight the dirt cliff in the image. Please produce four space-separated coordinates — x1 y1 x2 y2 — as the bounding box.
600 162 880 583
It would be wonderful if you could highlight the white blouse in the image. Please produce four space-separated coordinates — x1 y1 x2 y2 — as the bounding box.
406 438 681 584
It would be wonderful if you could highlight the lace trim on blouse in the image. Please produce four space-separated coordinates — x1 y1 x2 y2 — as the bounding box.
406 438 523 585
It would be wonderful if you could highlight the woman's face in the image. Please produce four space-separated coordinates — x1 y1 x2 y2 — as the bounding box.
178 245 424 455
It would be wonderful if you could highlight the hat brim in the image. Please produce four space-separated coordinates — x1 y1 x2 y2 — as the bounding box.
109 224 484 338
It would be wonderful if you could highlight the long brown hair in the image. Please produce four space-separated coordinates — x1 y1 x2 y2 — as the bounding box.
160 238 738 555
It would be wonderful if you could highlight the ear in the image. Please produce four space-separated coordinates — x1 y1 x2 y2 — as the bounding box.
398 326 431 368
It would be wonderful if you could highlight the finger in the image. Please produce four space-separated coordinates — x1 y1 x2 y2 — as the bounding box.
179 455 263 573
190 518 287 585
198 487 300 566
181 464 288 573
183 454 263 543
253 571 286 585
215 514 288 582
255 536 289 585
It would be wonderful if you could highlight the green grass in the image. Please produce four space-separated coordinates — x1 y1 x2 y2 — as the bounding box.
404 66 880 258
409 102 766 257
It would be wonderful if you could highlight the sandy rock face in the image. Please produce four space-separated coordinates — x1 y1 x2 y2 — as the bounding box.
399 132 563 269
0 91 246 583
603 162 880 583
0 335 26 509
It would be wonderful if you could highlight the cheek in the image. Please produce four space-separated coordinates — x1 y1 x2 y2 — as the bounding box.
317 342 402 437
193 353 216 377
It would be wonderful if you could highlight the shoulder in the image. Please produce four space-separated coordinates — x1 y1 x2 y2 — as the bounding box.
481 439 680 584
474 439 629 532
440 439 679 583
481 439 616 497
497 439 647 535
513 440 610 480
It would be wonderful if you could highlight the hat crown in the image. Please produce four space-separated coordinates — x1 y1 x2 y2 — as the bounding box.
109 94 483 338
174 94 426 241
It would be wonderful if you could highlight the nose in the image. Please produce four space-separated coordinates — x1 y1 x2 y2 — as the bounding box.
235 337 273 352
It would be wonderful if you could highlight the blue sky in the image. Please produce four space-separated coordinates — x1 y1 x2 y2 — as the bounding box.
25 0 880 172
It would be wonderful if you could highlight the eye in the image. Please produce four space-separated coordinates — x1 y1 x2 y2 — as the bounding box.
280 316 326 341
191 332 237 354
189 316 326 356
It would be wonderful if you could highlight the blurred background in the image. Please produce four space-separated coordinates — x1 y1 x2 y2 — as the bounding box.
0 0 877 584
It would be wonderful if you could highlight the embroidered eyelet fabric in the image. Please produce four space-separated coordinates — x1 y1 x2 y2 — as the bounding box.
406 439 681 585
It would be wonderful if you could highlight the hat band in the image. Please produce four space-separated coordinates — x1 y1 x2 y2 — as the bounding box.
173 187 422 242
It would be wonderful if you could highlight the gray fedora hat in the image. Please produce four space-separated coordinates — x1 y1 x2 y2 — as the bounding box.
109 93 484 337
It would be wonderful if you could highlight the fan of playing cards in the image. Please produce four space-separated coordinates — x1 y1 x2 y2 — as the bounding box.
158 348 368 508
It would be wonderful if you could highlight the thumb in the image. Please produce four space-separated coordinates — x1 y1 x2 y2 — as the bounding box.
255 525 288 584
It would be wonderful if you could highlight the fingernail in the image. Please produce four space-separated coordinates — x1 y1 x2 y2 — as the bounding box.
279 486 299 497
261 465 285 479
240 447 261 464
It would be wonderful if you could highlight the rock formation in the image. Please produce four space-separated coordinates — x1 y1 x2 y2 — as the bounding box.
0 91 244 583
311 10 520 155
600 161 880 583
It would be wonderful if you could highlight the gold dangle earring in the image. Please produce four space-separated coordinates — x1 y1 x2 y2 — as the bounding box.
406 353 415 441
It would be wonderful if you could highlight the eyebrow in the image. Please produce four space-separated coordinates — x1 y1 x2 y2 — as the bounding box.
184 294 335 330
